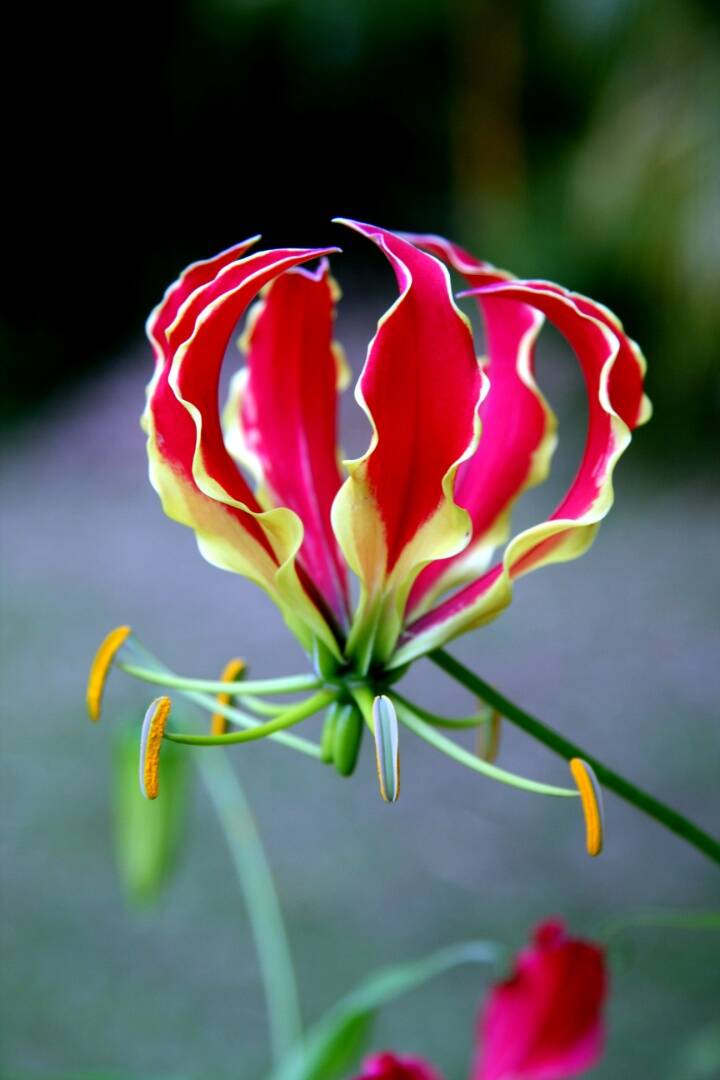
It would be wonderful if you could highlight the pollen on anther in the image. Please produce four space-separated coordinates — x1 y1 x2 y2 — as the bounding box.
569 757 605 857
139 696 172 800
211 657 246 736
86 625 132 722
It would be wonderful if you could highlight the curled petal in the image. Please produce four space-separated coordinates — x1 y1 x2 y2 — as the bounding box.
403 236 556 617
146 238 260 369
145 245 343 656
144 238 260 435
392 280 650 667
224 261 349 624
331 220 485 668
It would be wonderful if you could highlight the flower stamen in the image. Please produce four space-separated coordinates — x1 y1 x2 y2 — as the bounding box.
211 657 246 736
372 694 400 803
86 625 132 721
570 757 605 856
140 695 172 799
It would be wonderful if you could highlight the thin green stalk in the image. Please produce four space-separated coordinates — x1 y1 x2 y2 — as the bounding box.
115 643 322 756
118 661 321 697
431 648 720 867
197 750 302 1066
599 909 720 941
392 695 577 798
165 691 337 746
172 687 324 758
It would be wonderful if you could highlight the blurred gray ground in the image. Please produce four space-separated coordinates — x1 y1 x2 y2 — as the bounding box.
1 320 719 1080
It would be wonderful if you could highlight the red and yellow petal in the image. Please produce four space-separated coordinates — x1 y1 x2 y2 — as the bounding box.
391 279 650 667
145 245 343 657
143 237 260 432
330 220 485 669
221 260 349 626
403 235 557 618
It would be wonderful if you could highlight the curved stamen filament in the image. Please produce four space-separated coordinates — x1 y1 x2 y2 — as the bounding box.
150 683 321 758
392 695 578 798
390 696 492 730
111 637 324 758
570 757 605 856
164 690 337 747
117 661 322 698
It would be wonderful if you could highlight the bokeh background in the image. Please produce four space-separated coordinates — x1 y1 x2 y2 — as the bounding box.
3 0 719 1077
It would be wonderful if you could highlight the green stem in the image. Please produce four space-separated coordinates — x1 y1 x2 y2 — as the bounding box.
431 648 720 867
599 908 720 941
269 940 502 1080
172 688 323 758
165 691 337 746
118 662 321 697
197 750 302 1066
392 695 577 798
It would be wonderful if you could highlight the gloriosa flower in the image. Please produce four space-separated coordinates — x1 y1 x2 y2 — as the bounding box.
353 920 607 1080
144 219 650 675
88 218 647 823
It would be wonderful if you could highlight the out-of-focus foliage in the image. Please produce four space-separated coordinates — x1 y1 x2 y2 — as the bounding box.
270 941 500 1080
451 0 720 456
670 1024 720 1079
6 0 718 452
112 722 190 906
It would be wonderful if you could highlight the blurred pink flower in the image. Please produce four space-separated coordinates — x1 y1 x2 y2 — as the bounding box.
352 1052 444 1080
473 920 607 1080
355 921 607 1080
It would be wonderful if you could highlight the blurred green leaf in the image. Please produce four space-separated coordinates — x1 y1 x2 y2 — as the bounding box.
668 1024 720 1079
40 1073 190 1080
270 940 500 1080
112 721 191 906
